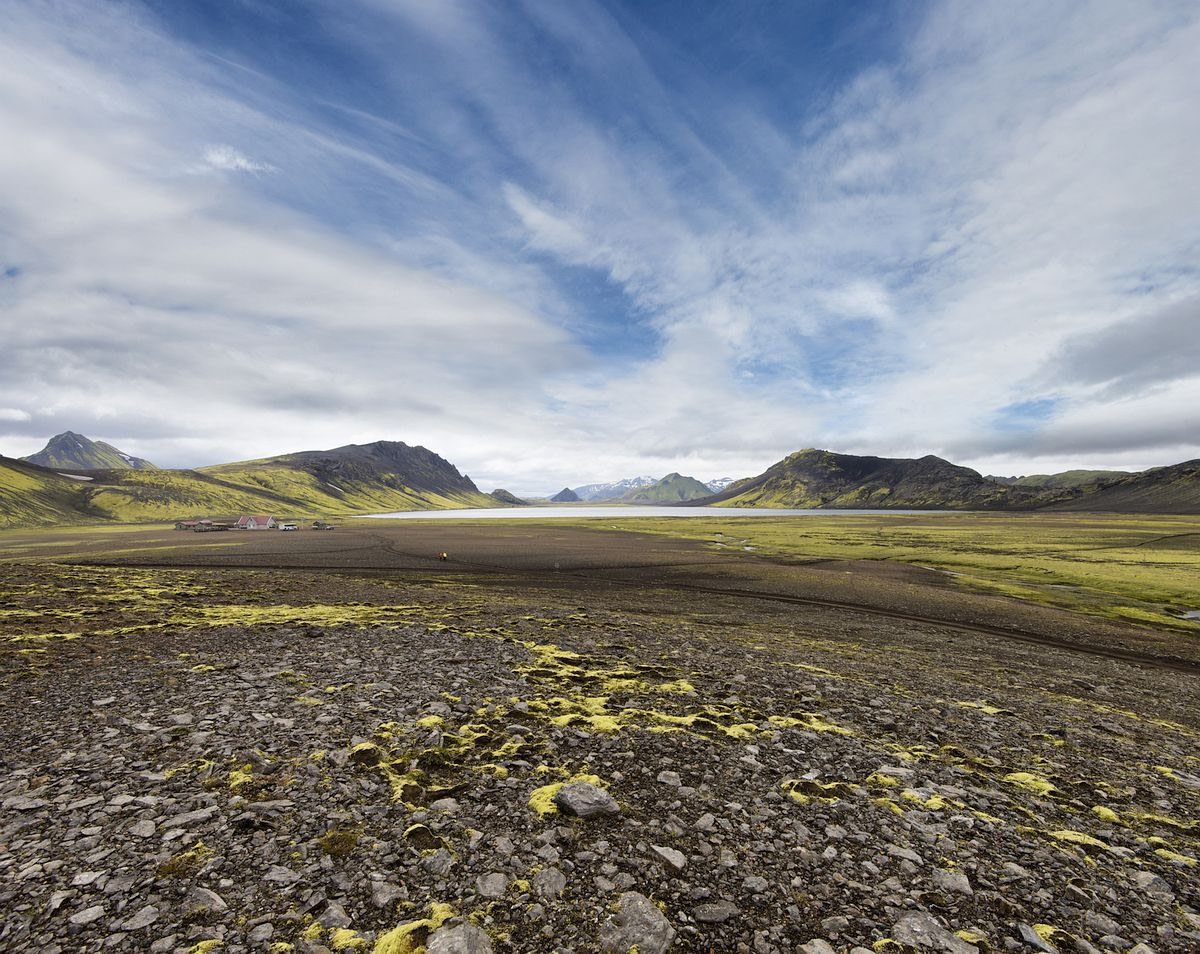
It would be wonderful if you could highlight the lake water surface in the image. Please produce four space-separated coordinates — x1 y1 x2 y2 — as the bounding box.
363 505 932 520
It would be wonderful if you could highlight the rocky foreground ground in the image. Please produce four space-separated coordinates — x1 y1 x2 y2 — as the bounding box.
1 561 1198 953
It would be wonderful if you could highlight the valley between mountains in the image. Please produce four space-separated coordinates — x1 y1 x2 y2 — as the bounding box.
3 432 1199 531
1 432 1198 954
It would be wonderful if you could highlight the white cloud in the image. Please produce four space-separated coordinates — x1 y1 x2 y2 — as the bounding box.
1 0 1198 486
201 144 276 174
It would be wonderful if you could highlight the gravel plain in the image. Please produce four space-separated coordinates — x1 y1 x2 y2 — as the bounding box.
1 531 1198 953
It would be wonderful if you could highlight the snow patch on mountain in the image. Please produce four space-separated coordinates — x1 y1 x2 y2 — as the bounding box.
572 476 658 501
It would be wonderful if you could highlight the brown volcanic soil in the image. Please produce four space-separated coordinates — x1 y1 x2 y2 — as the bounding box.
1 525 1199 953
9 521 1196 666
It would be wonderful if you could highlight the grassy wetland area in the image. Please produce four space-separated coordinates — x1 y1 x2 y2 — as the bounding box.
1 512 1199 953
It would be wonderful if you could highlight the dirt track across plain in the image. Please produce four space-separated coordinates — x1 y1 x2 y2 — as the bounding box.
5 520 1198 670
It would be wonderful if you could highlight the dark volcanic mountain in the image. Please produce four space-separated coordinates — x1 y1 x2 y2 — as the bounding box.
489 489 529 506
989 469 1131 489
22 431 156 470
551 487 581 503
703 448 1038 510
1045 459 1200 513
223 440 482 500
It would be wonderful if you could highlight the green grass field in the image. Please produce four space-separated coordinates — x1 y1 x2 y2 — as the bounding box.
571 512 1200 632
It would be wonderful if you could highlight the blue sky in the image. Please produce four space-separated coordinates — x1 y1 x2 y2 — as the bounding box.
1 0 1198 492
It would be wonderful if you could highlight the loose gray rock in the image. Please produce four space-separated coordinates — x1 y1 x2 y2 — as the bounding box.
532 867 567 899
249 922 275 943
322 900 351 928
652 844 686 872
693 900 739 924
1017 923 1058 953
421 848 456 875
932 868 973 895
1132 871 1173 896
743 874 769 894
263 865 300 885
427 921 494 954
189 888 228 912
3 795 50 811
122 905 159 931
892 912 978 953
69 905 105 926
887 844 922 864
600 891 676 954
371 882 406 908
553 781 620 819
800 942 838 954
475 872 508 899
161 806 217 828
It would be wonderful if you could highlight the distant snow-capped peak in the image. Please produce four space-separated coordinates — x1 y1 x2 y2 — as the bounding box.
572 476 658 501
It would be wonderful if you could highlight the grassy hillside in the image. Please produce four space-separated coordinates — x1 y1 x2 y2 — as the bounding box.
708 449 1200 513
706 448 1046 510
489 489 529 506
991 469 1131 489
0 458 107 528
1046 459 1200 513
0 440 496 528
622 472 712 502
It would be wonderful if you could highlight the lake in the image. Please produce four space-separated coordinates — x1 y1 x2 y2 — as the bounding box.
363 505 931 520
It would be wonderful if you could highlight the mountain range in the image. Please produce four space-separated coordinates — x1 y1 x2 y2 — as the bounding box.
2 432 1199 528
620 473 712 503
0 435 492 528
572 474 727 503
572 476 657 501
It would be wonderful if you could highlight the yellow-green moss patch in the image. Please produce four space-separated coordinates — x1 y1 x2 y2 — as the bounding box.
1004 772 1059 798
372 901 456 954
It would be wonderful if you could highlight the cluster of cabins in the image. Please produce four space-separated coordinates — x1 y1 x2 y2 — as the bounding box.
174 515 333 531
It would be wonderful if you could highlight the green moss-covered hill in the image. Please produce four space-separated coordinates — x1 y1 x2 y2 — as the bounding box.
1045 459 1200 513
701 449 1200 512
21 431 156 470
701 449 1048 511
0 440 496 528
489 489 530 506
0 457 110 527
989 469 1131 489
621 472 712 503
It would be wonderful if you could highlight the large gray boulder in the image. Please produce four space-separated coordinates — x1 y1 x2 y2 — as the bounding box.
892 913 978 953
600 892 675 953
553 781 620 819
427 922 494 954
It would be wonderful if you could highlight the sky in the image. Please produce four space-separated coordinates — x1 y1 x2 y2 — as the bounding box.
1 0 1197 495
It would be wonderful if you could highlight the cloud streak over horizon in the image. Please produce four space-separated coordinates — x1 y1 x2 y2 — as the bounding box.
1 0 1198 493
